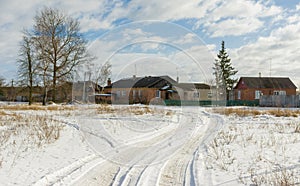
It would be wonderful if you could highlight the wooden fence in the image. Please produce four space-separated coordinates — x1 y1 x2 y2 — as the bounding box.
259 95 300 107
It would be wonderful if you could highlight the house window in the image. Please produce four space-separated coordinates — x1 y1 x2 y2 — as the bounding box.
255 90 261 99
138 90 142 97
208 91 212 99
274 90 286 95
122 90 126 97
237 90 241 100
133 90 136 99
116 91 121 98
193 92 200 98
156 90 161 98
280 91 286 95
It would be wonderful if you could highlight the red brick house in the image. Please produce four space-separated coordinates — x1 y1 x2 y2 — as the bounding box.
234 77 297 101
102 76 177 104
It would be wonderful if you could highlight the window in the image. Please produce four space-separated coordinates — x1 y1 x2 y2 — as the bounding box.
138 90 142 97
133 90 136 99
208 91 212 99
274 90 286 95
237 90 241 100
122 90 126 97
156 90 161 98
193 92 200 98
255 90 261 99
280 91 286 95
116 91 121 98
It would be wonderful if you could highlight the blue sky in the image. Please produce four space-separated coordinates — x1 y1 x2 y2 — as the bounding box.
0 0 299 87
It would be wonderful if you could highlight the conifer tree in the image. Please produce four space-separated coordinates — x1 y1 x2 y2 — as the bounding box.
213 41 238 100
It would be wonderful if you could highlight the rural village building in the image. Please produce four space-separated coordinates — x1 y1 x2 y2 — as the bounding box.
99 75 212 104
234 77 297 101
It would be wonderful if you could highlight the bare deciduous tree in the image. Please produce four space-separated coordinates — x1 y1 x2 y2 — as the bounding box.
17 33 37 105
86 61 111 91
33 7 90 102
0 76 5 87
94 62 112 90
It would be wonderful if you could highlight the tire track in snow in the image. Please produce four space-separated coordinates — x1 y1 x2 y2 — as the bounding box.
158 111 222 186
110 110 203 186
33 154 101 186
72 112 182 186
70 107 223 186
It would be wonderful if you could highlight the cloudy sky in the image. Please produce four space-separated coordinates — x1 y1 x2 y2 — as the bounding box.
0 0 300 86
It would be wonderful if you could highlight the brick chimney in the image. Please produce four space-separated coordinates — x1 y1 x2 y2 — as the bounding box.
107 78 111 86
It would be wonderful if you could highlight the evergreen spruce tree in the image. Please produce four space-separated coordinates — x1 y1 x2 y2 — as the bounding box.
213 41 238 100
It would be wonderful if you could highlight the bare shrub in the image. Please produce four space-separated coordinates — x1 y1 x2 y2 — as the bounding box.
250 167 296 186
30 115 63 146
206 130 237 171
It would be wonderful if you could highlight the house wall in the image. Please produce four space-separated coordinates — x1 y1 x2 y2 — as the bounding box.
235 88 296 101
71 82 97 103
0 86 43 102
174 87 212 101
105 87 165 104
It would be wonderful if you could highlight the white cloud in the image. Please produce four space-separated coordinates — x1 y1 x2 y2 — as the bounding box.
297 3 300 11
174 33 198 45
125 0 207 21
197 0 282 37
231 20 300 83
0 0 298 84
205 17 263 37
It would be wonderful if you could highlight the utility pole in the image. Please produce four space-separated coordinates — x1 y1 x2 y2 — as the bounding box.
11 79 14 101
82 72 86 103
269 58 272 77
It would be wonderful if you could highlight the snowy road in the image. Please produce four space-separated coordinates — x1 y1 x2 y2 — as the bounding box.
64 106 223 186
3 105 300 185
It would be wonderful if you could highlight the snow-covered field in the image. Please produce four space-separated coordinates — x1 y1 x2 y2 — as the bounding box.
0 103 299 185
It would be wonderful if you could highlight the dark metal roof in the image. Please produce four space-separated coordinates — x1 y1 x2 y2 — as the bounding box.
175 83 211 90
108 76 176 88
237 77 297 89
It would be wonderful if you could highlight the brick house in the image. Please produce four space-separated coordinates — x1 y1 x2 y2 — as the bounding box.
103 76 177 104
101 75 212 104
234 77 297 101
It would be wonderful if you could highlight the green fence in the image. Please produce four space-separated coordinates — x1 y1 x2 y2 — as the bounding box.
164 100 259 106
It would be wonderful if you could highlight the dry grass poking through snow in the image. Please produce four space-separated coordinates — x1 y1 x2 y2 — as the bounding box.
213 107 300 117
0 113 64 147
96 104 173 116
206 110 300 185
0 104 75 111
0 111 64 168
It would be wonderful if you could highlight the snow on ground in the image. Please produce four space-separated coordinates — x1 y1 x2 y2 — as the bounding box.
0 104 299 185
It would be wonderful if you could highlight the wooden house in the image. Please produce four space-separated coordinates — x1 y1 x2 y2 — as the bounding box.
174 83 211 101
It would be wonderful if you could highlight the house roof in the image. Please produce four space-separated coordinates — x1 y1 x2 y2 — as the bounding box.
236 77 297 89
107 76 176 89
175 83 211 90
